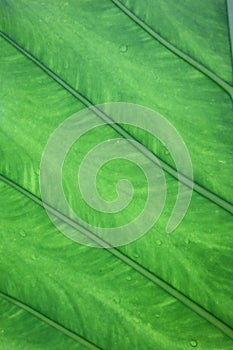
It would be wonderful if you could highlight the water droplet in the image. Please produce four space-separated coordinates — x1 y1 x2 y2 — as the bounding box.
31 254 37 261
113 296 121 304
156 240 162 246
185 238 191 245
155 313 160 318
120 45 128 53
165 150 169 155
0 329 4 335
190 340 198 347
133 253 139 259
19 230 27 238
126 276 132 281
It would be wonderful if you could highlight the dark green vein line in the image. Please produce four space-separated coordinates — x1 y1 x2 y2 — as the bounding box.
1 174 233 340
0 31 232 215
112 0 233 100
0 292 101 350
226 0 233 72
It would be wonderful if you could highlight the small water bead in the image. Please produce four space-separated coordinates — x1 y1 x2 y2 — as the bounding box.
113 296 121 304
156 240 162 246
119 45 128 54
126 276 132 281
190 340 198 347
19 229 27 238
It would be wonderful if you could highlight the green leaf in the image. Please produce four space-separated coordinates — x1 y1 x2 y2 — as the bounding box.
0 0 233 348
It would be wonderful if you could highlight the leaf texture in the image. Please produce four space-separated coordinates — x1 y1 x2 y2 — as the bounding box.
0 30 233 329
0 0 232 204
116 0 233 84
0 180 233 349
0 0 233 348
0 296 89 350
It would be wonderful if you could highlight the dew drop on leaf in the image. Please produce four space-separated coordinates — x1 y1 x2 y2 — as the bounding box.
113 296 121 304
190 340 198 347
19 229 27 238
120 45 128 53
